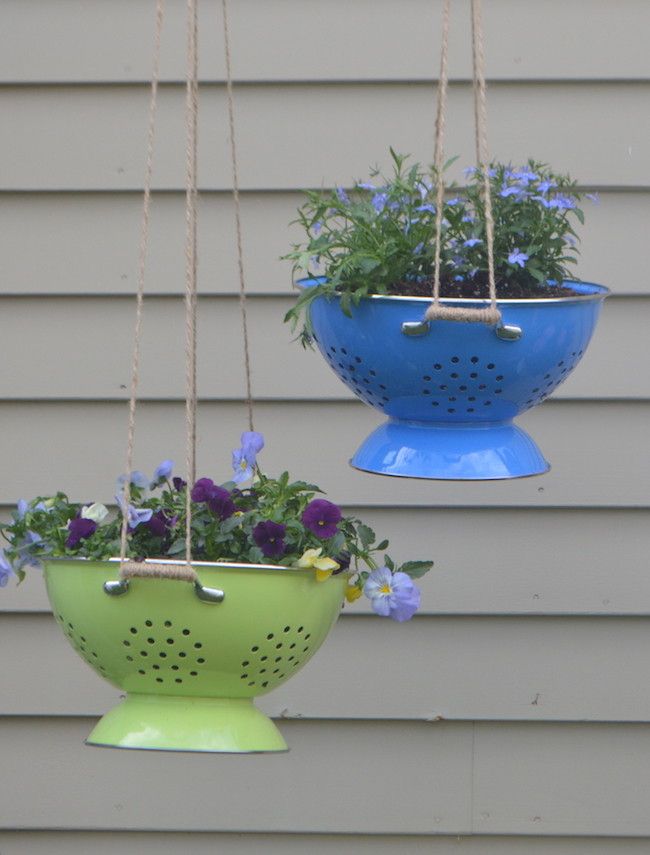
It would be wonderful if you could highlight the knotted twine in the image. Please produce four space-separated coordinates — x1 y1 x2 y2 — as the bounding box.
118 0 253 583
424 0 501 326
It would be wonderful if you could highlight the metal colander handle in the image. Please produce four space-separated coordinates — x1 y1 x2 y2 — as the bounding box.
104 561 225 603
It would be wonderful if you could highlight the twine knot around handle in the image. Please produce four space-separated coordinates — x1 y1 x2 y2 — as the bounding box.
104 560 225 603
424 303 502 326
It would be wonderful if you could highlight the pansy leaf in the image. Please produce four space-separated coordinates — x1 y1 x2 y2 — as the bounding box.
400 560 434 579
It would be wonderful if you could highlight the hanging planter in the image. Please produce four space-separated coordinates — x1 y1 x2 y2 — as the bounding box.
284 0 610 480
285 152 609 480
44 558 347 753
298 277 607 479
1 443 433 752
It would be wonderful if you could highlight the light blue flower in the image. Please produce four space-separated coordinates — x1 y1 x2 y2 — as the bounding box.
463 166 477 177
416 203 436 214
115 494 153 530
463 238 482 247
507 249 529 268
17 499 29 520
462 214 475 223
546 195 576 210
447 197 462 206
336 187 350 204
312 221 322 235
356 182 375 191
371 193 388 213
513 169 538 185
16 531 45 570
151 460 174 488
232 431 265 483
117 470 149 490
0 550 16 587
363 566 421 621
537 179 556 194
414 242 425 254
585 193 599 204
500 185 523 198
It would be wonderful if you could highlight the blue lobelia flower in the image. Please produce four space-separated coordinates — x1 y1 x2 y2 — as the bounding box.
151 459 174 488
371 192 388 213
363 566 421 621
414 242 425 255
312 221 322 235
336 187 350 204
507 249 529 268
463 238 482 248
546 195 576 210
500 185 524 198
17 499 29 520
0 550 16 587
537 179 556 194
416 203 436 214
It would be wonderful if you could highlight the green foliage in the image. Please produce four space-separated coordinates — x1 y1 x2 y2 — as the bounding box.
283 151 590 342
0 469 433 592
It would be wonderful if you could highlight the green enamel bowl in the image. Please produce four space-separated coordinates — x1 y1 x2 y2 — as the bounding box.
44 559 347 753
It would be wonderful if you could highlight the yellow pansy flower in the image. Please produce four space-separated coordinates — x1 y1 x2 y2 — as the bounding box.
345 584 362 603
297 548 340 582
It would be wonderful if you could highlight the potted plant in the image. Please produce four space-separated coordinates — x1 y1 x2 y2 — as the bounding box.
284 151 609 480
0 431 432 753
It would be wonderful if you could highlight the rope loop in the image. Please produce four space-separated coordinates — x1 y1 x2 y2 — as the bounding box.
427 0 501 327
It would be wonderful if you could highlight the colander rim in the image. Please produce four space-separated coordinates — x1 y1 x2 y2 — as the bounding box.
43 556 347 575
297 277 610 305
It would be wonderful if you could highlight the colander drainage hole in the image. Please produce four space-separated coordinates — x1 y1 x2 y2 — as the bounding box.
130 627 138 635
145 620 153 627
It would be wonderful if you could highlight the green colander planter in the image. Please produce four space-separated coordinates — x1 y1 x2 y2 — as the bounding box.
44 558 347 753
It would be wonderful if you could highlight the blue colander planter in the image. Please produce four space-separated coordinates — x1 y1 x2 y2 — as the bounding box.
302 279 609 480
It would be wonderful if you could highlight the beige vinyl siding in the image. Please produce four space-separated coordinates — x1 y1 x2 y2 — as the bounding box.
1 83 649 191
0 401 645 508
0 294 638 399
1 0 649 83
1 1 648 852
4 718 650 836
0 191 645 297
5 507 650 617
7 612 650 722
5 836 650 855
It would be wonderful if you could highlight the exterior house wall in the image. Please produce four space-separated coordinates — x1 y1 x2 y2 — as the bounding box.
1 1 648 851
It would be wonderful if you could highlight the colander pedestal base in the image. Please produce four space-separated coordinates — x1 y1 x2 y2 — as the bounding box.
86 693 288 753
350 419 550 480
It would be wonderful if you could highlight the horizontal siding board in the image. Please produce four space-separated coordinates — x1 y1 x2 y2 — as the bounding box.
4 508 650 617
1 83 649 191
3 718 650 836
2 0 649 84
6 613 650 722
4 832 650 855
0 400 645 508
473 722 650 836
0 717 474 833
0 293 635 399
0 189 636 296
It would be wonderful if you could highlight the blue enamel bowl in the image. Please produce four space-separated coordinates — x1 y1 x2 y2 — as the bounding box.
301 279 609 480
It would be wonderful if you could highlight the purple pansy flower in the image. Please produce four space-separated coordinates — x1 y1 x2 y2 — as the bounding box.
363 567 421 622
191 477 219 503
208 487 236 520
147 510 178 538
190 478 235 519
252 520 287 557
173 476 187 492
0 550 16 587
302 499 342 539
66 517 97 548
507 249 529 268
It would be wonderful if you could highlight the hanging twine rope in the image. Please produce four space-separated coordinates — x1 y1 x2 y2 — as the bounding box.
221 0 255 432
425 0 501 326
183 0 199 567
119 0 200 583
118 0 253 583
119 0 165 574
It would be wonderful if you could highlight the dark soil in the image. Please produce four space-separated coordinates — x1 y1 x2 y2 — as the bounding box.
386 275 575 300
